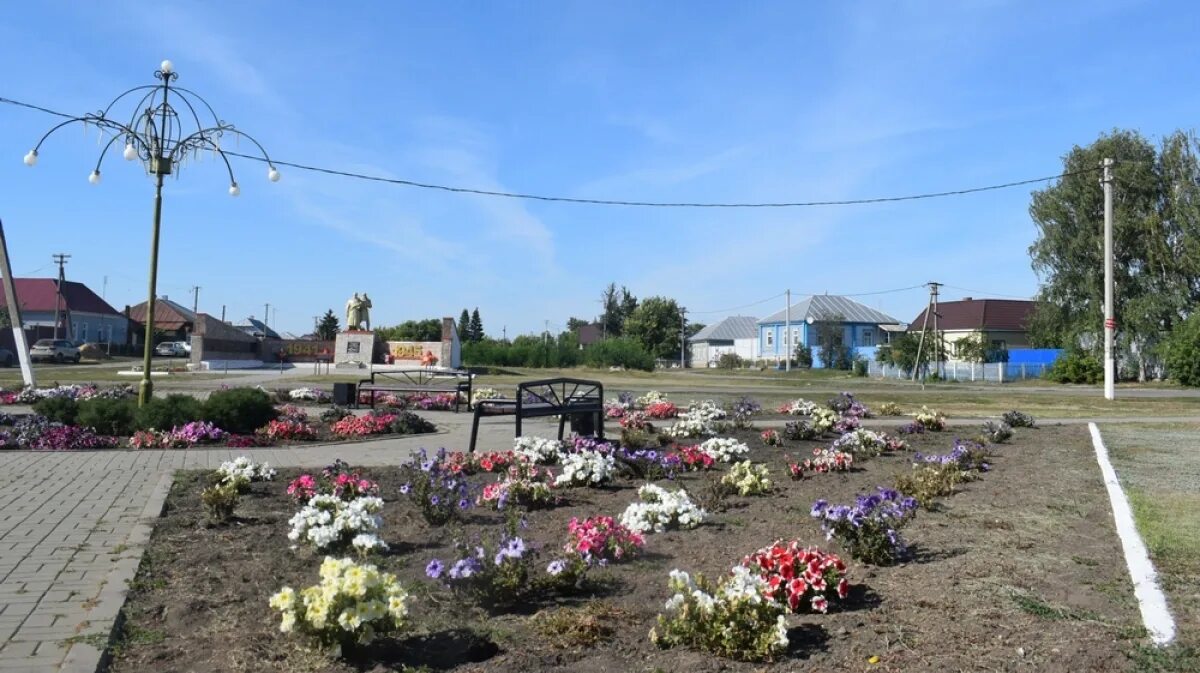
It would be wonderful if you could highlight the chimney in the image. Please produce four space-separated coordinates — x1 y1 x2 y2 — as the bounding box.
963 297 973 301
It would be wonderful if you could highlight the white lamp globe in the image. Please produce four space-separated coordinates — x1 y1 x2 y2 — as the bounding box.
229 182 241 197
123 143 138 161
23 150 37 166
160 60 174 74
88 170 101 185
267 166 280 182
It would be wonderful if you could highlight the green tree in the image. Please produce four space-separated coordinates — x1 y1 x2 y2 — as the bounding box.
876 332 928 373
469 308 484 342
813 316 852 370
566 317 590 332
1029 129 1200 380
458 309 470 341
623 296 683 360
376 319 442 342
953 333 988 364
1163 312 1200 386
316 309 339 341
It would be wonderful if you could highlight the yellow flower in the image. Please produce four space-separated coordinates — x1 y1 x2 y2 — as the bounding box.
268 586 296 611
868 655 881 664
387 595 408 620
279 612 296 633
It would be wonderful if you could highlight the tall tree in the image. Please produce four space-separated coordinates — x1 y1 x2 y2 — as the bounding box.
316 309 339 341
376 319 442 342
623 296 683 359
1029 129 1200 380
600 283 622 337
469 308 484 342
566 317 590 332
458 309 470 341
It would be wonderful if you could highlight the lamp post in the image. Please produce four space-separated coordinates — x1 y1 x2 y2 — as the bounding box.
22 60 279 405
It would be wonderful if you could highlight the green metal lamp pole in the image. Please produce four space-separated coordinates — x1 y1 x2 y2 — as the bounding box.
139 169 166 405
22 59 279 406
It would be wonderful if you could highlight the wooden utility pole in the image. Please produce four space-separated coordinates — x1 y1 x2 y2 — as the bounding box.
52 252 70 339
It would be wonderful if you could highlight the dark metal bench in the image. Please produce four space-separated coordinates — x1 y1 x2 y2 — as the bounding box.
356 368 472 412
468 377 604 452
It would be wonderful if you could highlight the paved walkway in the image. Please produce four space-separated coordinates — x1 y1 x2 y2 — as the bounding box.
0 412 525 673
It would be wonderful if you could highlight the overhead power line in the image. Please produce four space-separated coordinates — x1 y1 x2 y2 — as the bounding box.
941 284 1033 300
1 93 1101 209
689 284 925 315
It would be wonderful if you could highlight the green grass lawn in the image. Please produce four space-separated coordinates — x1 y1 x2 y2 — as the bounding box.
285 366 1200 419
1103 423 1200 670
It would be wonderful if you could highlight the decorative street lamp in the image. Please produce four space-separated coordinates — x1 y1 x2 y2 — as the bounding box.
22 60 279 405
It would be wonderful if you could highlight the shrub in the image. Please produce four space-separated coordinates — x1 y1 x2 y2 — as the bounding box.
852 357 869 377
564 516 645 565
201 482 240 523
202 388 278 434
269 557 409 655
135 394 202 431
554 451 616 487
619 427 661 450
387 410 436 435
811 488 918 565
1002 410 1036 428
783 420 819 441
583 337 655 371
1044 348 1102 384
1164 313 1200 386
32 396 79 425
77 397 137 436
650 567 789 661
793 344 813 368
716 352 743 369
913 406 946 431
760 429 782 446
981 421 1013 443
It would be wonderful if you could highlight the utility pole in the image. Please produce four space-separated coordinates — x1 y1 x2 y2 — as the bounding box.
52 253 70 339
502 325 507 341
0 219 36 386
1102 157 1116 400
784 289 791 371
190 285 200 314
912 282 941 382
264 303 270 334
544 319 549 347
931 282 941 378
220 305 226 322
680 307 687 369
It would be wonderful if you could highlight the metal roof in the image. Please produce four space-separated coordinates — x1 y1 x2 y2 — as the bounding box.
689 315 759 342
0 278 121 315
908 299 1034 332
758 295 899 326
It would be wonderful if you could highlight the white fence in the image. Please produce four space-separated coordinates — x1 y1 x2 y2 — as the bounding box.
868 361 1052 383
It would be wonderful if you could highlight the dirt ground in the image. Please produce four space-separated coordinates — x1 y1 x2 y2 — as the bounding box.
105 422 1146 673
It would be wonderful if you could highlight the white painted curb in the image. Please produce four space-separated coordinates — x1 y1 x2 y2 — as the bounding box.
1088 422 1176 645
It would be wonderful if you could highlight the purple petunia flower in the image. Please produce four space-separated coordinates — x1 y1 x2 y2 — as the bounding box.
399 483 411 495
425 559 445 579
546 559 566 576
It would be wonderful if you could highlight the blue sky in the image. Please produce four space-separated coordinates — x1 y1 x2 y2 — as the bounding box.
2 1 1198 337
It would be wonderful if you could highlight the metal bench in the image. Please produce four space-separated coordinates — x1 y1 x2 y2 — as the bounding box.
468 377 604 452
356 368 473 412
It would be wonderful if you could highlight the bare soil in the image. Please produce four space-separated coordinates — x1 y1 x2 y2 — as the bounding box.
106 423 1145 673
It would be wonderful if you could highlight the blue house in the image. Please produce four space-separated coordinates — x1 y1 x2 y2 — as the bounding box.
757 294 901 366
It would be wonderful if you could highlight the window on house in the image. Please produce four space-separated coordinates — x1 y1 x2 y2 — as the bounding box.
79 323 88 342
792 327 801 346
766 331 774 348
991 339 1007 350
862 329 873 347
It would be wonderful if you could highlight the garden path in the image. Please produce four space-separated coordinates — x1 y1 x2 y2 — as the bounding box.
0 412 522 673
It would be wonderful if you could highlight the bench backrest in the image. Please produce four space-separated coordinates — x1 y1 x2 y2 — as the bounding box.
369 369 471 386
516 378 603 412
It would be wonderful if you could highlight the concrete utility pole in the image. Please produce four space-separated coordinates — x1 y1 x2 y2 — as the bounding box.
264 303 271 333
52 253 70 339
1101 157 1116 400
0 219 36 386
784 289 791 371
680 307 687 369
191 286 201 314
931 282 941 378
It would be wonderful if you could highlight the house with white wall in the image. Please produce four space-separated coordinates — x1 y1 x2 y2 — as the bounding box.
688 315 758 367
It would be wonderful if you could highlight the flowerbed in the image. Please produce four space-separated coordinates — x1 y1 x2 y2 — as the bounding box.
107 424 1144 673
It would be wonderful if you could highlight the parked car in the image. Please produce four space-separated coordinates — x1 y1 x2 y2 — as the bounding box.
154 341 190 357
0 348 14 367
29 339 81 363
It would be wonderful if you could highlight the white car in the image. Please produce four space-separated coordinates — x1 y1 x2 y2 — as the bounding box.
154 341 189 357
30 339 81 363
